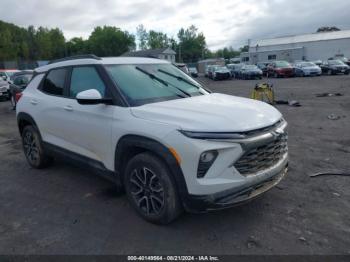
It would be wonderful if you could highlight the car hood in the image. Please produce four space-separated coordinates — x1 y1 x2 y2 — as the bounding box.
277 67 293 70
131 93 282 132
246 69 263 74
215 69 230 73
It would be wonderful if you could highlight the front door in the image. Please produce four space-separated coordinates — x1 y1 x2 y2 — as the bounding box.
61 66 115 167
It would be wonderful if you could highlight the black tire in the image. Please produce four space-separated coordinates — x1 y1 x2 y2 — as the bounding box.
124 152 182 224
10 94 16 110
22 125 53 169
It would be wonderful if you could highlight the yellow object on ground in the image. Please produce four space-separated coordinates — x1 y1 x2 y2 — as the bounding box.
250 83 275 104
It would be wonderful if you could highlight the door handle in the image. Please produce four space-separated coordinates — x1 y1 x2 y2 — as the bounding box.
63 105 73 111
30 99 38 105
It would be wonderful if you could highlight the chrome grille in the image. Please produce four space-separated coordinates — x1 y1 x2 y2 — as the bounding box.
235 133 288 175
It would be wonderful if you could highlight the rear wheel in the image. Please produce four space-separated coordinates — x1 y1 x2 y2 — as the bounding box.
10 94 16 110
22 126 53 168
124 152 182 224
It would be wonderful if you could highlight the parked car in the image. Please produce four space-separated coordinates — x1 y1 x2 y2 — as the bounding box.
16 55 288 224
293 62 321 77
267 61 294 78
0 69 20 83
204 65 213 77
239 65 263 80
208 65 231 80
227 63 243 78
321 60 350 75
175 63 189 74
0 78 10 100
256 62 270 76
9 70 34 109
188 67 198 78
328 56 350 66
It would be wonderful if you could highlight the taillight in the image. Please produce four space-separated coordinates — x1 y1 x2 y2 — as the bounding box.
15 92 23 102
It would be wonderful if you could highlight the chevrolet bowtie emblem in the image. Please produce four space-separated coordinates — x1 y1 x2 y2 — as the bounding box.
271 127 284 138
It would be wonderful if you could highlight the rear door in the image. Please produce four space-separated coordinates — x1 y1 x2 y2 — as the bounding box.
35 68 72 147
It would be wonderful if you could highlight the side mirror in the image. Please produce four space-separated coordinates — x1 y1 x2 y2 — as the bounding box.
1 76 7 81
76 89 113 105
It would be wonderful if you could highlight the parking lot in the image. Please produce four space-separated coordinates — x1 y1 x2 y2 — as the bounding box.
0 75 349 255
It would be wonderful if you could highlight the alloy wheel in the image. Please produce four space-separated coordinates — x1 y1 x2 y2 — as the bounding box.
129 167 165 215
23 131 39 164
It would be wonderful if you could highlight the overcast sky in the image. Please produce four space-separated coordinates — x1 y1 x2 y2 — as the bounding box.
1 0 350 50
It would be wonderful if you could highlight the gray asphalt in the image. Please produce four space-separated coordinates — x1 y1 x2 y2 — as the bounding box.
0 75 349 255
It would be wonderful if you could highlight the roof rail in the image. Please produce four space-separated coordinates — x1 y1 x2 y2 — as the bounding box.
48 54 101 64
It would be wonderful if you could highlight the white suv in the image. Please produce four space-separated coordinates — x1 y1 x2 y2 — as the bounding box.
16 55 288 224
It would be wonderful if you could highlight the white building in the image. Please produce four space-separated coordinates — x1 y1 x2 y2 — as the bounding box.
244 30 350 64
122 48 176 63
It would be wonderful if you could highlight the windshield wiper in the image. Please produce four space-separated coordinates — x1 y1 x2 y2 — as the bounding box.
158 69 201 89
135 66 191 98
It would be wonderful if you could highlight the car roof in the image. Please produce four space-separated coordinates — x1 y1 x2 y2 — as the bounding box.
35 57 169 73
12 70 34 77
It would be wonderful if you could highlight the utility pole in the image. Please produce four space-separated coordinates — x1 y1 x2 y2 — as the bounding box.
178 44 181 62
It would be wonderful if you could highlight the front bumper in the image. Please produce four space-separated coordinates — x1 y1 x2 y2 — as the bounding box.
277 71 294 77
215 72 231 80
246 73 262 79
334 68 350 74
304 71 321 76
183 156 288 213
0 89 9 98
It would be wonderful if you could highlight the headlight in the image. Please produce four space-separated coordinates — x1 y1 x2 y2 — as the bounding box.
197 150 218 178
179 130 246 139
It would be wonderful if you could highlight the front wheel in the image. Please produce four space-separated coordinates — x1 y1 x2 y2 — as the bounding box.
124 152 182 224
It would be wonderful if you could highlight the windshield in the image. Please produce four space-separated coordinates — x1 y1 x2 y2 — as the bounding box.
105 64 207 106
14 74 33 84
300 62 316 67
329 60 345 65
275 61 290 68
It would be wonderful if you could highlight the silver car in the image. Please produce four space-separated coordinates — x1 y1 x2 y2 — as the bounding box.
294 62 321 77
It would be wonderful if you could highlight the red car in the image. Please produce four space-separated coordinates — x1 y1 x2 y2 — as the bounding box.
267 61 294 78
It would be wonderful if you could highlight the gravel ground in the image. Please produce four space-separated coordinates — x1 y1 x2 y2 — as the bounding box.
0 75 349 255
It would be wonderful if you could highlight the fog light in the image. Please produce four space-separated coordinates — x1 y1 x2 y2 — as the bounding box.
197 150 218 178
200 151 216 162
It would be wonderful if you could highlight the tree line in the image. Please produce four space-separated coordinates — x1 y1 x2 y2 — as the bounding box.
0 19 243 63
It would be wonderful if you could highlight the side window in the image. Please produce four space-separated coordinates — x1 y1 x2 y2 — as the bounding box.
42 68 67 96
70 67 106 98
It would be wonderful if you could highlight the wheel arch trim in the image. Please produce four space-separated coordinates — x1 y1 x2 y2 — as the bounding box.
115 134 189 201
17 112 39 135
